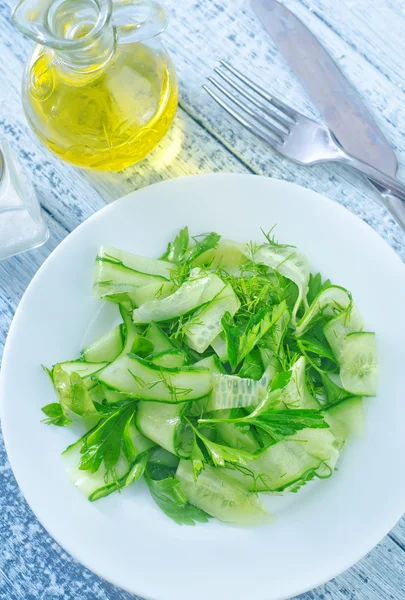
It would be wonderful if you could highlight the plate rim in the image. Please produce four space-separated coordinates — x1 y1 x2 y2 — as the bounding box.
1 172 405 600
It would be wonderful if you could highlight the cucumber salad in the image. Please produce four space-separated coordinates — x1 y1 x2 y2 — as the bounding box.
42 228 377 525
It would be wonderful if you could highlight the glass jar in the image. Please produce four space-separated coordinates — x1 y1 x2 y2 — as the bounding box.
12 0 178 171
0 137 48 260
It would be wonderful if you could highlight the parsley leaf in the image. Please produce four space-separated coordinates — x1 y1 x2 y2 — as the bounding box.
166 226 190 263
270 369 292 391
164 229 221 286
79 403 136 474
42 365 99 425
162 227 221 267
238 349 264 380
246 409 329 441
201 408 328 444
41 402 71 427
221 311 240 371
190 436 206 481
222 301 288 371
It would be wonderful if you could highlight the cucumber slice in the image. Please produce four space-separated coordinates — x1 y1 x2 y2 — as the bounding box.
97 355 212 402
323 305 364 361
259 349 280 382
176 460 266 524
296 285 351 337
185 356 224 417
81 325 124 363
116 303 142 357
88 383 106 404
207 372 268 411
232 429 339 492
136 401 193 458
92 303 146 392
63 439 132 499
93 259 168 300
194 355 225 373
148 446 180 469
150 349 188 369
98 246 174 278
144 322 176 354
340 332 377 396
185 284 240 353
246 243 310 323
193 239 245 272
55 360 108 389
132 269 226 324
215 409 260 453
324 396 364 449
103 387 128 404
211 332 228 362
62 421 153 500
128 281 175 307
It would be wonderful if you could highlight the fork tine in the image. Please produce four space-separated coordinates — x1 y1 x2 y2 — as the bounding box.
203 85 282 150
214 66 291 130
208 76 286 140
219 60 299 122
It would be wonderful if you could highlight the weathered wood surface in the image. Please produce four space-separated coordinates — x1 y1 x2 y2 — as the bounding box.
0 0 404 598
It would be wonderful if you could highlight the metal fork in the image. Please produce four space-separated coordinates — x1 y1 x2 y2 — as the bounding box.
204 61 405 215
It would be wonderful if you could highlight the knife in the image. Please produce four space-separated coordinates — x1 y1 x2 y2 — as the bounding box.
251 0 405 229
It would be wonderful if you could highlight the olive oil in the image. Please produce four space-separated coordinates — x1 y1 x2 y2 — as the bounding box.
25 42 178 171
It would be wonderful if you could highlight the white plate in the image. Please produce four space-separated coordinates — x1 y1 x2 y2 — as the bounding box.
2 174 405 600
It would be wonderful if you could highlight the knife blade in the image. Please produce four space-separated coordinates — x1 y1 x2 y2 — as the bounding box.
251 0 398 184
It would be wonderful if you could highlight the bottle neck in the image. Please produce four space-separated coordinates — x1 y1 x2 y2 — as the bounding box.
54 25 116 72
13 0 116 73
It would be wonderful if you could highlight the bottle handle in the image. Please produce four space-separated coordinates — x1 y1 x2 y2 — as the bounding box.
112 0 168 44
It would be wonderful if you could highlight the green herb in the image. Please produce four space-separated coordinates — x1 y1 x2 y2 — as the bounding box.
190 436 206 481
222 303 284 371
125 452 150 487
238 349 264 380
270 369 292 391
200 408 328 444
261 225 293 249
42 365 99 425
41 402 71 427
188 232 221 262
166 226 190 263
166 229 221 266
79 403 136 475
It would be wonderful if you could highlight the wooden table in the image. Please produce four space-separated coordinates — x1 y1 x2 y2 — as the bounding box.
1 0 404 598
